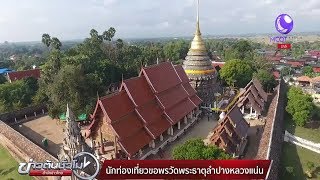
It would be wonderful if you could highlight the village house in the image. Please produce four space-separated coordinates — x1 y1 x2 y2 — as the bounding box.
85 62 203 160
6 68 41 83
296 76 312 87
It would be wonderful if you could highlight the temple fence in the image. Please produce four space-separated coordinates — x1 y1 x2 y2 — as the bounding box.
0 104 47 125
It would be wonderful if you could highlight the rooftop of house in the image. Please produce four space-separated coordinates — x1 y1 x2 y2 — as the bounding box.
7 68 40 82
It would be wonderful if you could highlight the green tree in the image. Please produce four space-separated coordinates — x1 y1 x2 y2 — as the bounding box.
0 78 38 113
0 75 6 84
42 34 51 47
224 40 253 61
46 65 98 117
286 87 314 126
281 67 292 76
220 59 254 87
172 138 231 160
302 66 313 77
253 69 277 92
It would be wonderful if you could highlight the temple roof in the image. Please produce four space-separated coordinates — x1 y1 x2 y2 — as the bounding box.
88 62 202 158
182 0 216 80
209 106 249 155
237 78 268 114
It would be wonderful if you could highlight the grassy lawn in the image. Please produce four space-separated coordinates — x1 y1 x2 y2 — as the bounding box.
0 145 33 180
285 115 320 143
280 142 320 180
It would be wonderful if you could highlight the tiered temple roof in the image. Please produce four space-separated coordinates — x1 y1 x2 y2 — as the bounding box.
209 106 249 155
88 62 202 158
182 0 216 80
237 79 268 114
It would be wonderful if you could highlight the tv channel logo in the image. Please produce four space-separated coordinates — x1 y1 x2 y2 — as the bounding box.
270 14 294 43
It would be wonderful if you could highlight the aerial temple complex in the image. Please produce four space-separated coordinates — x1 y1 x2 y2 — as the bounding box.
182 0 218 107
85 62 202 160
205 78 269 157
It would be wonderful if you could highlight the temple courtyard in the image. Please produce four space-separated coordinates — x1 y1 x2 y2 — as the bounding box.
147 114 219 159
12 116 64 156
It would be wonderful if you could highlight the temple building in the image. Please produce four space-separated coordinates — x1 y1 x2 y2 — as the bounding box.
236 79 268 120
206 106 249 158
183 0 218 107
86 62 202 160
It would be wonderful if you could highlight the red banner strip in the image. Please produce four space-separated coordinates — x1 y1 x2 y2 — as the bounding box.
29 170 72 176
99 160 271 179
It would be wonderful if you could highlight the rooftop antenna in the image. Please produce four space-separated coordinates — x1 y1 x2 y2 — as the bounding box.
121 74 124 82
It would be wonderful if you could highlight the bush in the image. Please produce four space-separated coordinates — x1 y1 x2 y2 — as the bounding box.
172 138 231 160
286 87 314 126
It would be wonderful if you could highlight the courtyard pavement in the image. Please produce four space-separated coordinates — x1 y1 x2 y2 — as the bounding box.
13 116 64 157
147 114 219 159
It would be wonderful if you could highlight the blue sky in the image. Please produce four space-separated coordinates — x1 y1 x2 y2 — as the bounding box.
0 0 320 42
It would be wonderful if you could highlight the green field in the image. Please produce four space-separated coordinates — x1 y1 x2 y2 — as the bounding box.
279 142 320 180
280 115 320 180
0 145 33 180
285 116 320 144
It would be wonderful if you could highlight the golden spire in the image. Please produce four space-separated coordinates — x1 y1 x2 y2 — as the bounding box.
189 0 207 52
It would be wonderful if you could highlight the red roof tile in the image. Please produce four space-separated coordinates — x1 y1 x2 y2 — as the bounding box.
174 65 189 84
119 129 153 157
190 95 202 106
273 71 280 79
122 76 154 106
313 67 320 73
212 62 225 68
142 62 181 93
7 69 40 82
286 61 304 67
100 91 135 122
266 56 282 61
112 111 145 139
183 83 196 96
166 98 196 124
145 116 171 138
309 50 320 57
297 76 311 82
157 85 189 109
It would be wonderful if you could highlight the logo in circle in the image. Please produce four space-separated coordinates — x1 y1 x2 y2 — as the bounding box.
72 152 100 180
275 14 293 34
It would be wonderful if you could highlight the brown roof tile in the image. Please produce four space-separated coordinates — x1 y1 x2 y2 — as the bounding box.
142 62 181 93
119 129 153 157
157 85 189 109
100 91 135 122
112 111 145 139
122 76 154 106
166 98 196 124
174 65 189 84
227 107 249 138
182 83 197 96
7 69 40 82
190 95 202 106
252 79 268 101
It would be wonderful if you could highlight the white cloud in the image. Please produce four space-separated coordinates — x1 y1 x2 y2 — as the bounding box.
0 0 319 42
